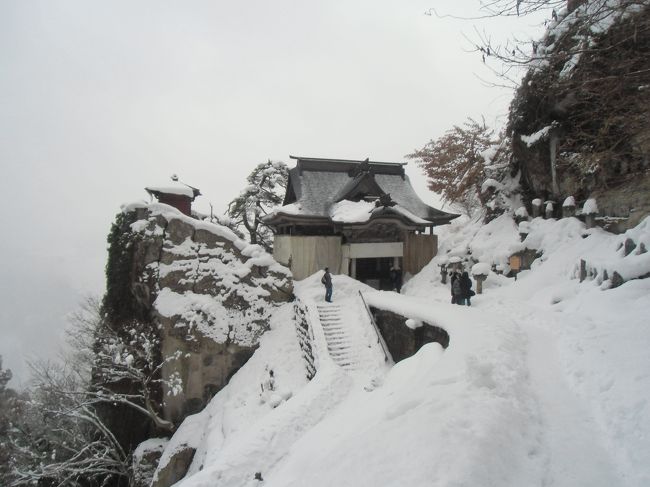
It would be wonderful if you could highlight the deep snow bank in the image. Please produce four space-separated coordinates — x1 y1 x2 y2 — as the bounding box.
157 214 650 487
160 275 547 486
406 214 650 485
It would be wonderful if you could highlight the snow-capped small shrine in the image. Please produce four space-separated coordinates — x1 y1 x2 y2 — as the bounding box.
145 175 201 216
264 156 458 288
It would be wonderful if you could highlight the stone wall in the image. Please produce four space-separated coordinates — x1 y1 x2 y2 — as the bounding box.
369 307 449 362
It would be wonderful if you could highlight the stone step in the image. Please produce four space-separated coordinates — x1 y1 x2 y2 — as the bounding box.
330 352 353 359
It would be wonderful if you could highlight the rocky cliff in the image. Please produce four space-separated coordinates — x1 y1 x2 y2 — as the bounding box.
105 202 293 429
507 1 649 229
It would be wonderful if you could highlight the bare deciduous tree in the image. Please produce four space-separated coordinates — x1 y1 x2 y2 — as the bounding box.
4 297 182 486
407 118 496 217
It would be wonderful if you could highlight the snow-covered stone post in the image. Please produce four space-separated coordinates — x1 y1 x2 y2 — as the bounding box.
518 221 530 242
562 196 576 218
532 198 543 218
623 238 637 256
514 206 529 225
438 257 449 284
471 263 490 294
582 198 599 229
544 200 555 219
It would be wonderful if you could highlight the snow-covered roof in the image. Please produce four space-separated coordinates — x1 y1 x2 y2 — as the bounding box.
265 157 458 227
145 177 201 200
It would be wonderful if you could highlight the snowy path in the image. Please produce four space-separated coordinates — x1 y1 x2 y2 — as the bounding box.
525 324 620 486
401 272 635 486
464 291 631 486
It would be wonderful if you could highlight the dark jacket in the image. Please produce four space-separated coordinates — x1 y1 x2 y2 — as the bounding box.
321 271 332 288
451 275 462 297
459 272 472 298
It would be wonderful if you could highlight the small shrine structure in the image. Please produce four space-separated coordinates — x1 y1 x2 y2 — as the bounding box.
264 156 458 288
145 175 201 216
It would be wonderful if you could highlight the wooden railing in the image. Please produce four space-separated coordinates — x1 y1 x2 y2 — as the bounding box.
358 291 392 363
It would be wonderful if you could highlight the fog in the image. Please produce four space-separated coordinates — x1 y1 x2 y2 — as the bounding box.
0 0 544 385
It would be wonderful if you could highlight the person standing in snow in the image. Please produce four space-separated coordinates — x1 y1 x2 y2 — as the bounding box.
389 266 402 293
321 267 333 303
459 271 473 306
451 272 463 304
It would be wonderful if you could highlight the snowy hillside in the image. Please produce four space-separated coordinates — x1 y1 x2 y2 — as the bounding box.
157 215 650 487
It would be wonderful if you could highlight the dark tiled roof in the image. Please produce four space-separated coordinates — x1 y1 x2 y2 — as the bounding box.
267 157 458 225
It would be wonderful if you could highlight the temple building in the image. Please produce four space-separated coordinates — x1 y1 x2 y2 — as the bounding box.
264 156 458 288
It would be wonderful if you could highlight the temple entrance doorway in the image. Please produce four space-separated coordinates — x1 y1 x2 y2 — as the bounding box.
355 257 393 290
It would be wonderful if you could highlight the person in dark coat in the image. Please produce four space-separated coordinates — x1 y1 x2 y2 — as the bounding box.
451 272 463 305
459 271 473 306
321 267 333 303
389 266 403 293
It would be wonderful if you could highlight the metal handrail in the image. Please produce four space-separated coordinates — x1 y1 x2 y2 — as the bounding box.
358 290 392 363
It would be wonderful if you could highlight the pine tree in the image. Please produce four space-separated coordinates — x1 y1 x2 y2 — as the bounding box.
227 160 289 251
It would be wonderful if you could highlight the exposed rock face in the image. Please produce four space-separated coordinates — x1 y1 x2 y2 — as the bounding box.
132 438 169 487
151 446 195 487
369 307 449 362
507 3 650 229
116 202 293 424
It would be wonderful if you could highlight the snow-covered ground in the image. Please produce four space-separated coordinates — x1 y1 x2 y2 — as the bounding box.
160 215 650 487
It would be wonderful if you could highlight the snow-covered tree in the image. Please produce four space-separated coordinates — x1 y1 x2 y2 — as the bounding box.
3 298 182 486
227 160 289 251
92 319 181 432
6 361 130 487
430 1 649 87
407 118 496 217
0 357 18 480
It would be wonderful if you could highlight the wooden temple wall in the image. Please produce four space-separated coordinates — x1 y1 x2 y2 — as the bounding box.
403 233 438 276
273 235 342 280
274 232 438 281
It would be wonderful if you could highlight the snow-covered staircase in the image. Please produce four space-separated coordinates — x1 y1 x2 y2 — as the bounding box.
316 303 359 371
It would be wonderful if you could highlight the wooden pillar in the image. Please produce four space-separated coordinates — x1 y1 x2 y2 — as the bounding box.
351 258 357 279
341 257 350 276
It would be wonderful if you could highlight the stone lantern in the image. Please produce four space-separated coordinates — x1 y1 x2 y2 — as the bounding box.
544 200 555 219
562 196 576 218
514 206 529 225
471 262 490 294
582 198 598 228
448 256 463 275
438 256 449 284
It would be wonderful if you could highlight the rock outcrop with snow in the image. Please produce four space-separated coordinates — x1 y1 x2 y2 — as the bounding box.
113 202 293 424
507 1 650 227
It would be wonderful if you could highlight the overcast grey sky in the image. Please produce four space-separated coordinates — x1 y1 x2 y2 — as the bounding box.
0 0 545 384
